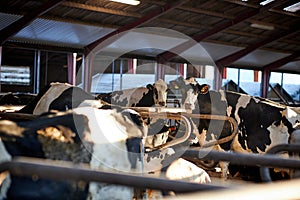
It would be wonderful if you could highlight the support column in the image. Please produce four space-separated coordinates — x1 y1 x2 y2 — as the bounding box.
214 66 223 90
33 50 41 94
67 53 77 85
0 46 2 92
222 67 227 79
261 69 270 98
83 54 93 92
178 63 187 78
156 63 165 80
128 59 136 74
254 70 259 82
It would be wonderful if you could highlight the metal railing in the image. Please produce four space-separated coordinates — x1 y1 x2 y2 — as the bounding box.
0 157 225 193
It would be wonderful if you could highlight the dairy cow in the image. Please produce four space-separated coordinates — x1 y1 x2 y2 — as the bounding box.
96 79 168 107
16 82 171 152
96 79 170 148
17 82 109 115
0 106 210 199
172 76 300 180
0 106 148 199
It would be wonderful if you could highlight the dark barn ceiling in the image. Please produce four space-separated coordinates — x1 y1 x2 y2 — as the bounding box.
0 0 299 73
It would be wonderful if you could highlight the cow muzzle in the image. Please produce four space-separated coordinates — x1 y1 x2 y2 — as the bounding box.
158 102 166 106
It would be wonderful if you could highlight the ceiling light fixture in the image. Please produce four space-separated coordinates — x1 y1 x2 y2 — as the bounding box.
250 23 274 30
260 0 275 6
110 0 140 5
284 2 300 12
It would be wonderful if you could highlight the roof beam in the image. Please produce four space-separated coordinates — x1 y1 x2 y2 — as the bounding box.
84 0 189 55
0 0 65 45
215 23 300 68
263 51 300 71
156 0 288 63
62 0 291 30
62 1 141 18
224 0 300 17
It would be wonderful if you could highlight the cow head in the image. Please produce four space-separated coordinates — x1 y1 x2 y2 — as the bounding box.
171 77 209 111
147 79 168 107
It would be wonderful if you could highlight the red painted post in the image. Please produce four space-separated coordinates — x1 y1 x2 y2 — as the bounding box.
178 63 185 78
254 70 259 82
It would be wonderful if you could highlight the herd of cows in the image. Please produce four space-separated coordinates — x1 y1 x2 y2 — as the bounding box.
0 77 299 199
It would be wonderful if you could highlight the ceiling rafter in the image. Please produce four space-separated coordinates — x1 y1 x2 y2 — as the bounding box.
263 51 300 70
156 0 289 63
215 22 300 68
84 0 189 55
61 1 292 30
0 0 65 45
224 0 300 17
62 1 141 18
146 0 292 29
43 14 119 29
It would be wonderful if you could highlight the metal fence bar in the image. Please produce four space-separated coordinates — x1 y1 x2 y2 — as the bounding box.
128 107 239 148
259 144 300 182
182 148 300 169
0 157 225 193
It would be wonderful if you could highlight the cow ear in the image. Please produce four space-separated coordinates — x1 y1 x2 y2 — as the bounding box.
199 84 210 94
147 84 154 90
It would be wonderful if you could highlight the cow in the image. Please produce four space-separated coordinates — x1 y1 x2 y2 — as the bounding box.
96 79 170 149
0 105 210 199
15 82 170 151
171 76 300 181
0 106 147 199
96 79 169 107
17 82 108 115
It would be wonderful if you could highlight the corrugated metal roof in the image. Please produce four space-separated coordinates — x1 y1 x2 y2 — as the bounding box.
0 0 299 73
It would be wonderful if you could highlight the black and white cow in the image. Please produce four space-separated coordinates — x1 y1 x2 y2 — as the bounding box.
0 106 148 199
17 82 110 115
96 79 168 107
171 76 300 180
16 82 171 150
0 106 210 199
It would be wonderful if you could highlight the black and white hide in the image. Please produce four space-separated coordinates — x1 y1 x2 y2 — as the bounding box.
96 79 168 107
18 83 107 115
171 76 300 181
0 107 147 200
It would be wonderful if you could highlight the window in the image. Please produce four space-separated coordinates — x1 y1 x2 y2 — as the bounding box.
0 65 30 85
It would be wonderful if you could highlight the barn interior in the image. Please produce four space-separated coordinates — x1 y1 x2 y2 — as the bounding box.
0 0 300 199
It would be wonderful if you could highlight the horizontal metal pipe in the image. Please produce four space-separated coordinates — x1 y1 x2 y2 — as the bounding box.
183 149 300 169
0 157 225 193
0 112 37 120
260 144 300 182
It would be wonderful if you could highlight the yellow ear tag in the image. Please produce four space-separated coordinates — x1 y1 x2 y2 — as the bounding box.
201 85 209 94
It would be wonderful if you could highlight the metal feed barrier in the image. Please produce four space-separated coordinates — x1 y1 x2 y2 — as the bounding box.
0 107 239 151
1 107 300 184
0 157 225 193
259 144 300 182
127 107 239 150
0 149 299 194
